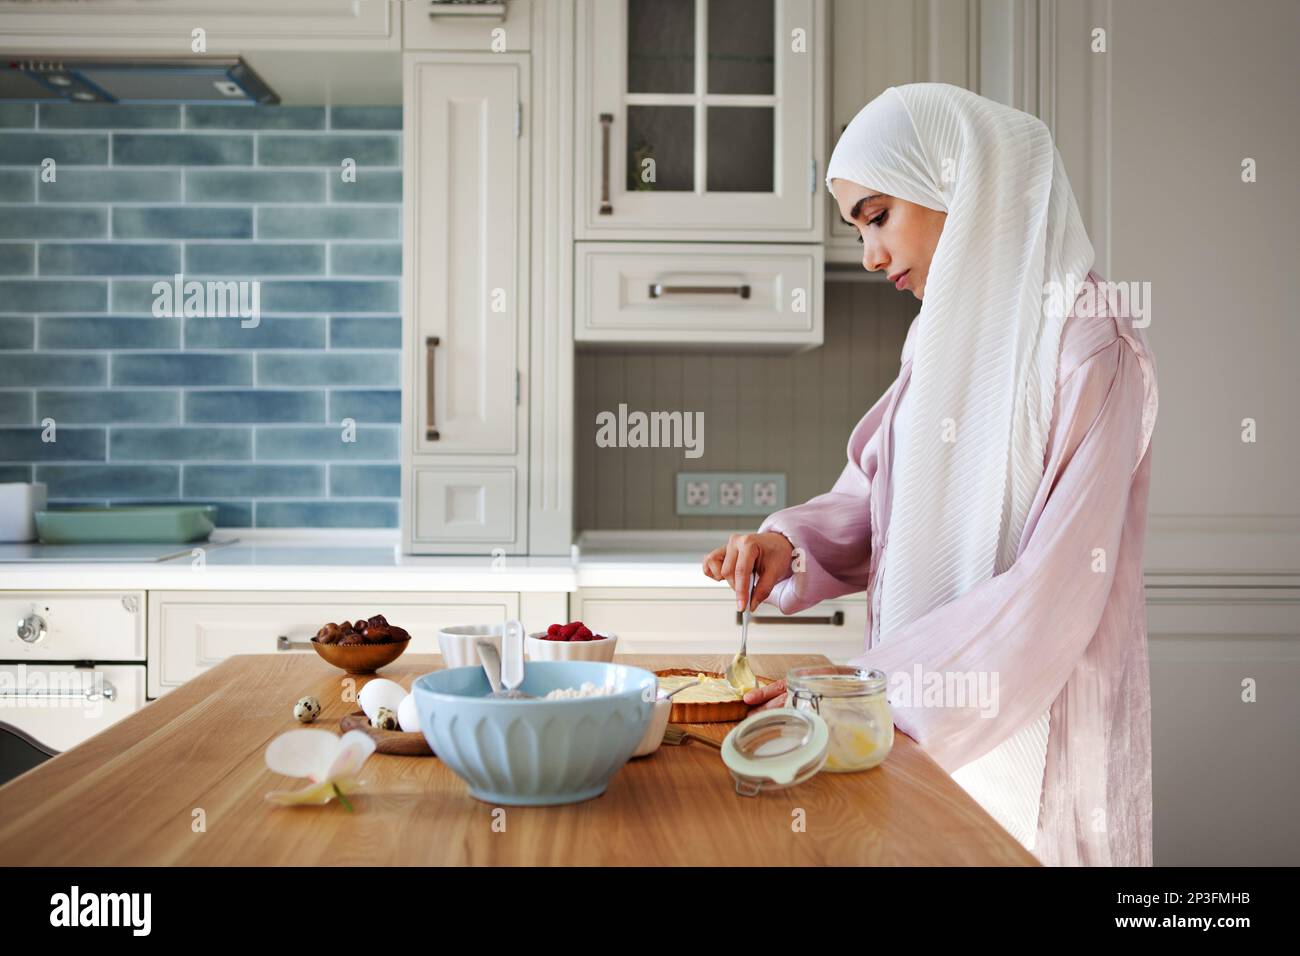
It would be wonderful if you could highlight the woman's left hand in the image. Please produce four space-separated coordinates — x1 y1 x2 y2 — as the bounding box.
744 678 787 711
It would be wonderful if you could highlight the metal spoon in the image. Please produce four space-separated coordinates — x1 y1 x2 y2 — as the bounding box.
725 570 758 695
662 678 702 699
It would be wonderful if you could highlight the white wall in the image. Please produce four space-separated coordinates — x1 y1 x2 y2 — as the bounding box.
1012 0 1300 866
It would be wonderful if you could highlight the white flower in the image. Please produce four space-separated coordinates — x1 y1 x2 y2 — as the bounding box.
264 729 376 810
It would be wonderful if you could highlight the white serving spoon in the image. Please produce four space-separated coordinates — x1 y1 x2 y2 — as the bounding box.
476 637 531 700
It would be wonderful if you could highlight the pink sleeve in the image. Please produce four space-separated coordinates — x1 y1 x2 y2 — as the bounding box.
846 334 1148 773
756 379 896 613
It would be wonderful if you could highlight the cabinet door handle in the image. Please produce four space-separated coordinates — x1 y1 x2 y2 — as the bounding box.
599 112 614 215
733 611 845 626
276 635 314 652
425 335 441 441
427 2 507 19
650 283 751 300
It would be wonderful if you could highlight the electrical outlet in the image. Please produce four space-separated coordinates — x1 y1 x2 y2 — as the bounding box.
685 480 710 506
676 473 786 516
718 480 743 507
752 479 779 508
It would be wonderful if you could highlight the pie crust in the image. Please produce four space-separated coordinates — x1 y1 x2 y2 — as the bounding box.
655 668 776 724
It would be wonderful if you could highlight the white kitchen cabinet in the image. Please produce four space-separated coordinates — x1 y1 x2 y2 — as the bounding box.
1146 588 1300 866
410 465 518 545
826 0 979 261
146 589 521 698
575 0 825 241
402 53 530 554
575 241 823 350
0 0 400 52
404 0 531 51
571 586 866 661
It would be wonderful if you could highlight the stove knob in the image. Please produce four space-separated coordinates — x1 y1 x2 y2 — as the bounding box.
17 614 47 644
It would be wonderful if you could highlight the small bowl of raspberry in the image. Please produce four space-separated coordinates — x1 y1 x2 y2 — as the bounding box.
526 621 618 662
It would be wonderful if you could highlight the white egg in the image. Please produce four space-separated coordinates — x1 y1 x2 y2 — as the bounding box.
358 678 406 721
397 693 420 733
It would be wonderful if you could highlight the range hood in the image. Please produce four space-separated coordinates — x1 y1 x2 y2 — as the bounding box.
0 55 278 105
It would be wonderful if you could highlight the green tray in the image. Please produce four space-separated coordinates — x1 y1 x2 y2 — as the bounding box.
35 506 217 544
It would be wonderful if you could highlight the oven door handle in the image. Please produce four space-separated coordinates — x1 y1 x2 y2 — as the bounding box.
0 679 117 703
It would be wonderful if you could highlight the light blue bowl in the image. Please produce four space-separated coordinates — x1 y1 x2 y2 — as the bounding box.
413 661 656 806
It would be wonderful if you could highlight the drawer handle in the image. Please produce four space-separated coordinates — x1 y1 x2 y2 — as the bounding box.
733 611 845 626
276 635 315 652
599 112 614 215
425 335 441 442
0 678 117 703
427 2 507 20
650 283 751 300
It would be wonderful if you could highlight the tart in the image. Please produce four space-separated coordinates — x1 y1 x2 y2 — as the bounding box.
655 668 776 724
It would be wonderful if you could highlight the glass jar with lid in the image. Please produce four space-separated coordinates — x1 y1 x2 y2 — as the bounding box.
720 708 829 797
786 665 893 772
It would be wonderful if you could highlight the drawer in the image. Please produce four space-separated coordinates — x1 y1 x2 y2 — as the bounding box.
575 242 824 350
409 465 517 548
571 587 866 662
147 590 519 698
0 0 400 52
403 0 531 50
0 663 146 753
0 591 145 661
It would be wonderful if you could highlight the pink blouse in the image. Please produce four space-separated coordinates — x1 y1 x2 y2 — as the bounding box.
758 270 1159 866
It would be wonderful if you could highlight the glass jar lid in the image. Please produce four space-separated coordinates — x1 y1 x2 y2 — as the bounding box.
720 707 829 797
786 664 887 700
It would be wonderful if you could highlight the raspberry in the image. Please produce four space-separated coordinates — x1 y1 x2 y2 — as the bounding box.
560 622 579 641
546 623 562 638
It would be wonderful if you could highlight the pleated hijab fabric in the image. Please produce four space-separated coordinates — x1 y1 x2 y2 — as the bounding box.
825 84 1096 848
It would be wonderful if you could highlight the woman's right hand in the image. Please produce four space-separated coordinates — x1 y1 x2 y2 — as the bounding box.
701 531 795 611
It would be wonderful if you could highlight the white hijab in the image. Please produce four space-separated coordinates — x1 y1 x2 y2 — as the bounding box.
826 83 1095 849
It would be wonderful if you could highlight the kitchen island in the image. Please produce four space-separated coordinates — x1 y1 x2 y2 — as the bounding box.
0 653 1038 866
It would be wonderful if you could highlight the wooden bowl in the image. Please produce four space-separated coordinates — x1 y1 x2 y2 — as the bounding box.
655 668 777 723
339 710 434 756
310 636 409 675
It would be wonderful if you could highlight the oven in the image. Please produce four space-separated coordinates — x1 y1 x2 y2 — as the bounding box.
0 592 148 788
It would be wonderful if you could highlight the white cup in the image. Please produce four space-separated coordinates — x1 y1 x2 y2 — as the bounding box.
0 482 46 543
437 621 520 669
631 696 672 758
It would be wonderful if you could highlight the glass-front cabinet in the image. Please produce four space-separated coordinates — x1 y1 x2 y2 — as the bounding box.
576 0 823 241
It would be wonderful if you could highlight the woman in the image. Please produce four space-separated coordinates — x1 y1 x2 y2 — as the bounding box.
702 84 1158 867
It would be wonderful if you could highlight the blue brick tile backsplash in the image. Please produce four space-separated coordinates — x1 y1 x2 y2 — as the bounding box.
0 103 403 528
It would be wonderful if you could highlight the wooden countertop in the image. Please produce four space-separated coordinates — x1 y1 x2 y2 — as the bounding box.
0 653 1038 866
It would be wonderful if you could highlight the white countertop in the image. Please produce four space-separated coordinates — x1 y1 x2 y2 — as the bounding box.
0 530 738 593
2 528 1284 593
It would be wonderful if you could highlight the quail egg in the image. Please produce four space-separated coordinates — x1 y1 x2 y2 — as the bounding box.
370 706 399 731
357 678 406 721
293 696 322 723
